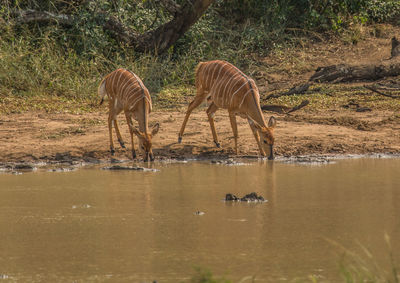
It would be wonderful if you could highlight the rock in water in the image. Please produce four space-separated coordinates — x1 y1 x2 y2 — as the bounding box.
241 192 265 202
225 193 240 201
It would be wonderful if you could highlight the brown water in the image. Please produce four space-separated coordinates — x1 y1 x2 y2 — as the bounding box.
0 158 399 282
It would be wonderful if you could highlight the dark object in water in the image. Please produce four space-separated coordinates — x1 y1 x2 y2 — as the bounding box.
13 164 36 171
102 165 144 171
225 193 240 201
101 165 158 172
225 192 265 202
241 192 265 202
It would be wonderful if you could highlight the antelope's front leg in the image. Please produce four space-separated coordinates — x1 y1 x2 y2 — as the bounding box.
113 119 126 149
229 112 239 154
248 118 266 156
178 90 206 143
206 102 220 148
124 113 136 159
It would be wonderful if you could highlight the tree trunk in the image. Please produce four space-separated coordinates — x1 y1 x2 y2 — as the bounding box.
105 0 214 53
10 0 214 54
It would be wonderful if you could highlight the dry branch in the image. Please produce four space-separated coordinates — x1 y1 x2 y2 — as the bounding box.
266 83 312 99
364 85 400 99
11 9 74 26
261 100 309 114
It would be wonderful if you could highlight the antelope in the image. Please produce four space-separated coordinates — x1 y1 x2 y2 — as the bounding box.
98 68 159 162
178 60 277 159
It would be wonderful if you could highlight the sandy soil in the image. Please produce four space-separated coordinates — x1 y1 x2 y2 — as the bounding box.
0 107 399 163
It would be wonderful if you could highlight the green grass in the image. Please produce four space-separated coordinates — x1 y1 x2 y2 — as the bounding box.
186 235 399 283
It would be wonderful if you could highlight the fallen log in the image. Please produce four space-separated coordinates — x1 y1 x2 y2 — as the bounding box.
309 37 400 83
309 60 400 83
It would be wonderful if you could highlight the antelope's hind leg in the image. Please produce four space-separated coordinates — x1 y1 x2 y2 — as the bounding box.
206 102 220 148
108 111 116 155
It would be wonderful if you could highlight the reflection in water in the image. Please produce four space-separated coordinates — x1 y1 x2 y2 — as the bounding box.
0 158 399 282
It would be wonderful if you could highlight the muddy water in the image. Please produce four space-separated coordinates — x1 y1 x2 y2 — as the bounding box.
0 158 399 282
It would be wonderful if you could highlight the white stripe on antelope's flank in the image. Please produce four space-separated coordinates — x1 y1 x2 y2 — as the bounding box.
179 60 276 158
238 88 252 108
229 81 247 107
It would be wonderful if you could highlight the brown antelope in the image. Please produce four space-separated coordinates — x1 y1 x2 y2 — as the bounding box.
98 68 159 161
178 60 276 159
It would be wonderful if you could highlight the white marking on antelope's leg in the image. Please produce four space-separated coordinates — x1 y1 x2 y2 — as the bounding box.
206 102 220 148
229 112 239 154
248 118 265 156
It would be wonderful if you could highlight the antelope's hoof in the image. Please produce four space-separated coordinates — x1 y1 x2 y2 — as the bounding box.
110 148 115 156
132 151 137 159
214 141 221 148
178 136 182 143
119 140 126 149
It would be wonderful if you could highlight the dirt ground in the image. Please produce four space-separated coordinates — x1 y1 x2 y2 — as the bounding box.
0 107 399 163
1 25 400 163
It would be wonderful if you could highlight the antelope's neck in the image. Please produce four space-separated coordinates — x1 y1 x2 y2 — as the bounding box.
136 99 149 135
246 97 267 128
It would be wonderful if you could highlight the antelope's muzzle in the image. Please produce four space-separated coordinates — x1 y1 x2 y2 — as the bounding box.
268 145 274 160
144 152 155 162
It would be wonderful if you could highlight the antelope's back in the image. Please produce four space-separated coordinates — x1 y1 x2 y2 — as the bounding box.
104 68 152 111
195 60 259 110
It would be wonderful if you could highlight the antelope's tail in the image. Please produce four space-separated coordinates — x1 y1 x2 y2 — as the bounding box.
98 77 107 106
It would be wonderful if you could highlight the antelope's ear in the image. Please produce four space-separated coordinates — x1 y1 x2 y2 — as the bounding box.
151 123 160 136
268 116 277 128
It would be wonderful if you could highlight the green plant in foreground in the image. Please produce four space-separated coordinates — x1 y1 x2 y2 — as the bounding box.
329 234 399 283
188 267 232 283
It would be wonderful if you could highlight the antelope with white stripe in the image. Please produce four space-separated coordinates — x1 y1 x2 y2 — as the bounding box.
98 68 159 161
178 60 276 159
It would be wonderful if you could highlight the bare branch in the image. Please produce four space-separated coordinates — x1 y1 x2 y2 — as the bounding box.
11 9 74 26
364 85 400 99
261 100 310 114
265 83 312 99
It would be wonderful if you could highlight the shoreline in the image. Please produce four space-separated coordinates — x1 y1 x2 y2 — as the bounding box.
1 152 400 174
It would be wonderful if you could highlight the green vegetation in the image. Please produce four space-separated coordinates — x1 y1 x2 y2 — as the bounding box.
187 236 399 282
1 0 400 114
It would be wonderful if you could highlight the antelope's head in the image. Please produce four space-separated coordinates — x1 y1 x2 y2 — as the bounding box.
255 116 277 160
132 123 160 162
